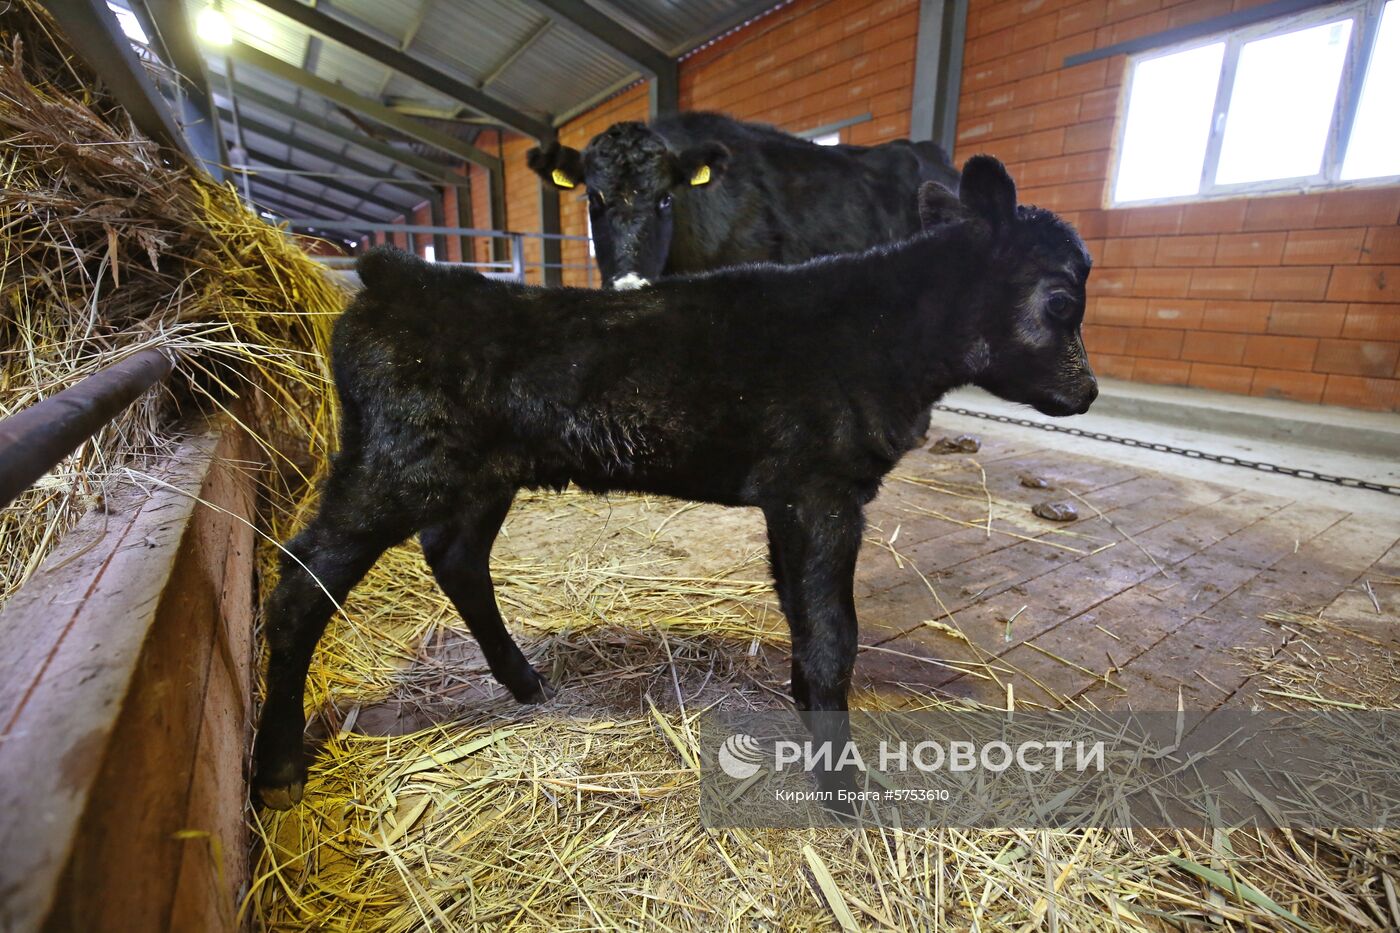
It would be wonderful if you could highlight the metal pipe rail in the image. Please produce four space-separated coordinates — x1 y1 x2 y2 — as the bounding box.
0 349 173 510
295 222 600 286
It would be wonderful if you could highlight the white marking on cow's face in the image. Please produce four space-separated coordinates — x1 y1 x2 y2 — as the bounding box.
964 338 991 376
1016 279 1057 349
612 273 651 290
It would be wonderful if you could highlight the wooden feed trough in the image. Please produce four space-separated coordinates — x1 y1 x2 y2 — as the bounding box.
0 422 260 932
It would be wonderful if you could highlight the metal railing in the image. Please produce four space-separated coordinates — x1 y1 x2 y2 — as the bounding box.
291 221 597 286
0 350 173 511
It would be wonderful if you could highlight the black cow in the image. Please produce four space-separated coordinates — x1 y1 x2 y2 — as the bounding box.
527 111 960 289
253 158 1096 810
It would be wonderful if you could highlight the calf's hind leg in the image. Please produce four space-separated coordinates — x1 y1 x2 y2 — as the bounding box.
419 492 553 704
254 467 418 809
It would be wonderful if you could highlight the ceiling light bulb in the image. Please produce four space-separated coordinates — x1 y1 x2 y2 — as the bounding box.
196 7 233 46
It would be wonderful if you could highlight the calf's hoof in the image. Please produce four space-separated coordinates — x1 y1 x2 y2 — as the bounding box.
254 753 307 810
518 672 557 704
257 779 305 811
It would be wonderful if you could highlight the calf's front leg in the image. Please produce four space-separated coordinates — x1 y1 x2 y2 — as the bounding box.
764 496 864 808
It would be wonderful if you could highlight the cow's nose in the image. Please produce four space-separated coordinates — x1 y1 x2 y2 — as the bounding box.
1077 381 1099 414
612 273 651 290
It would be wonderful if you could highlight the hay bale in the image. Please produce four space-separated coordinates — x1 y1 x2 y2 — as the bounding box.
0 2 341 607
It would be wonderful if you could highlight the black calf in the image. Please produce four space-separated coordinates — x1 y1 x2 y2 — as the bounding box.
253 157 1097 809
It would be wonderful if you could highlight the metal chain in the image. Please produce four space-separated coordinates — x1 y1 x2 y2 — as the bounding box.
933 405 1400 497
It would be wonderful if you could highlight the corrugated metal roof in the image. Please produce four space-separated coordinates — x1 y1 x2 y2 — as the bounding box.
313 41 398 99
391 0 542 86
321 0 429 46
158 0 790 223
486 24 636 117
194 0 788 124
588 0 788 56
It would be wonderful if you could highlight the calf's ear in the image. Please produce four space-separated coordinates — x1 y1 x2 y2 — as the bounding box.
674 141 730 187
958 155 1017 232
527 142 585 189
917 181 968 230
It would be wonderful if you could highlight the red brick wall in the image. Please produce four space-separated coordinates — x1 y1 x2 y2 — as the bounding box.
955 0 1400 411
680 0 920 145
469 131 497 267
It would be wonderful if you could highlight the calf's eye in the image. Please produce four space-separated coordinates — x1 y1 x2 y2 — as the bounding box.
658 194 673 211
1045 292 1074 321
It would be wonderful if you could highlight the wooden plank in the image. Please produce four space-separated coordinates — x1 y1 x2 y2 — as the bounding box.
1067 503 1373 711
1223 532 1400 709
853 477 1254 698
859 451 1151 602
873 488 1289 701
857 474 1217 642
167 443 257 932
0 423 258 933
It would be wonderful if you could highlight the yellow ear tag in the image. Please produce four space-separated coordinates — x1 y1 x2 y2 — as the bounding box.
689 164 711 186
550 168 576 189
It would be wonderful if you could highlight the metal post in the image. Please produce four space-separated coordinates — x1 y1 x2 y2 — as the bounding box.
510 234 525 282
649 62 680 119
488 164 509 264
44 0 195 162
910 0 968 154
0 350 173 510
429 193 449 261
456 175 474 264
135 0 229 181
539 180 563 286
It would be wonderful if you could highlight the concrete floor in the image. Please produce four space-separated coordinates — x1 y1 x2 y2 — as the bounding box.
940 377 1400 516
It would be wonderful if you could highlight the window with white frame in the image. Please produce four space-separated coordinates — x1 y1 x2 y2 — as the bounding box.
1111 0 1399 204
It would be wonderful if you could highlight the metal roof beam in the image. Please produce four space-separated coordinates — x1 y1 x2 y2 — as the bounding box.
480 19 552 88
248 186 347 220
129 0 230 180
385 99 497 122
216 106 434 198
217 80 468 186
44 0 197 161
239 148 409 215
243 170 356 214
517 0 670 76
227 41 501 172
242 0 554 140
517 0 677 116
